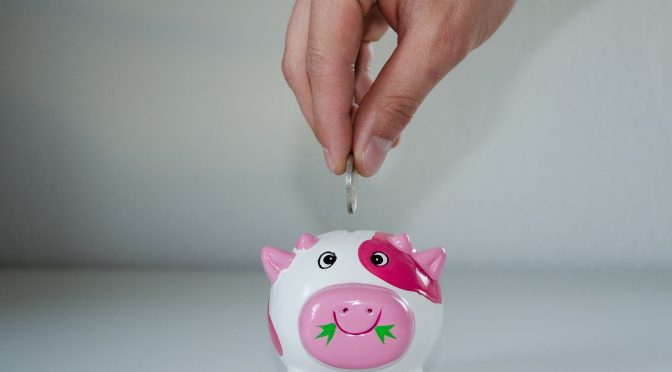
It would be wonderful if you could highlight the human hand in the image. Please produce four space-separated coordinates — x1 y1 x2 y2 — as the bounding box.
282 0 515 176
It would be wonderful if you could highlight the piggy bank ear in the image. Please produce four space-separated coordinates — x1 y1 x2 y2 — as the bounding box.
414 247 446 281
295 233 319 250
261 246 295 284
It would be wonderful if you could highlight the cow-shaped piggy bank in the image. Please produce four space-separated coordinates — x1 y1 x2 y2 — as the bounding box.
261 230 446 372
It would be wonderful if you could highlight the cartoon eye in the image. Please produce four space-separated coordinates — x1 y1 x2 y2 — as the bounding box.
370 252 388 267
318 251 337 269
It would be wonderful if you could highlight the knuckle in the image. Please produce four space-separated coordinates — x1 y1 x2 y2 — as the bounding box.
376 94 420 132
306 44 354 83
435 30 470 63
448 37 470 62
414 29 470 83
281 53 302 84
423 61 449 84
305 45 329 77
431 11 473 63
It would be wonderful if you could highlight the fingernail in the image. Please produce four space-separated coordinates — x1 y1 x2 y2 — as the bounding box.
361 136 392 175
323 147 336 174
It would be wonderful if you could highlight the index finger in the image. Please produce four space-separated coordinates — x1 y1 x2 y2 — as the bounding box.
306 0 374 174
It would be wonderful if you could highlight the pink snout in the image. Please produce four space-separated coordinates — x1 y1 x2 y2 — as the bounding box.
334 299 382 335
299 284 414 370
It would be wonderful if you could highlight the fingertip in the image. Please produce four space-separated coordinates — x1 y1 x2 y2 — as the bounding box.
313 115 352 175
391 135 401 148
333 156 348 175
355 135 392 177
321 146 349 175
322 147 336 174
354 154 371 177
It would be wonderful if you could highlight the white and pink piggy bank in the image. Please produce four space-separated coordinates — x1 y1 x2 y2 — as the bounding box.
261 230 446 372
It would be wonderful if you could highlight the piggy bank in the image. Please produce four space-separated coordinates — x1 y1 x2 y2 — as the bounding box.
261 230 446 372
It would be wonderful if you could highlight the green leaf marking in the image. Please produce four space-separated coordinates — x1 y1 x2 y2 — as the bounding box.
315 323 336 345
316 323 397 346
375 325 396 344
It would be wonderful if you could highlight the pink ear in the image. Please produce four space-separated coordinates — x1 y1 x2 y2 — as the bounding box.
295 233 318 250
261 246 295 284
414 247 446 281
388 233 414 254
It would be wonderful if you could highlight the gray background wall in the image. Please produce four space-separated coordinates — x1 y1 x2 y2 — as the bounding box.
1 0 670 269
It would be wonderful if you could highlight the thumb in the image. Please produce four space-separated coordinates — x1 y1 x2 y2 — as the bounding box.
352 29 468 176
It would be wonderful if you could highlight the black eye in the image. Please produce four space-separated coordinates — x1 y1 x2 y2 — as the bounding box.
318 251 337 269
370 252 388 267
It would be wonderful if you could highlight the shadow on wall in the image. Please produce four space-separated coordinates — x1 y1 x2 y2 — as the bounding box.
0 0 296 268
0 99 79 266
290 0 597 233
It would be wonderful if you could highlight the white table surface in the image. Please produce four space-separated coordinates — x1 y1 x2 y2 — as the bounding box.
1 268 670 372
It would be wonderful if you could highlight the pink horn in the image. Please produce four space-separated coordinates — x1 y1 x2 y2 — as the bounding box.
261 246 295 284
414 247 446 281
388 233 414 254
295 233 319 250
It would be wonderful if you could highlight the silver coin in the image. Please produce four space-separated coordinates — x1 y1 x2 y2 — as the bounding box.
345 153 358 214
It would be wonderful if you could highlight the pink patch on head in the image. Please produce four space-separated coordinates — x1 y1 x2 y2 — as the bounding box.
295 233 319 250
260 246 295 284
359 234 444 304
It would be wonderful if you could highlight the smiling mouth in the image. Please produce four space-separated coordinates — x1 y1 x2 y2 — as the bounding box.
332 310 382 336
